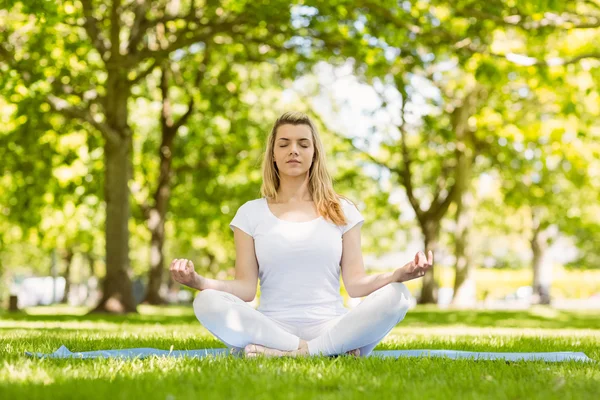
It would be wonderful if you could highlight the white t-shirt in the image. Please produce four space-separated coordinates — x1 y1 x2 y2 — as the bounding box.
229 197 365 325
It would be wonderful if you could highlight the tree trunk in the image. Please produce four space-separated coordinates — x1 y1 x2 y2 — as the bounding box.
451 136 475 307
86 252 96 277
143 66 178 305
419 221 439 304
144 220 167 304
90 69 136 314
450 87 478 307
60 249 74 304
451 189 476 307
143 194 170 304
531 209 551 305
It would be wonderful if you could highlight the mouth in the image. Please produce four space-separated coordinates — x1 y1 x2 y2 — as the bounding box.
287 161 301 164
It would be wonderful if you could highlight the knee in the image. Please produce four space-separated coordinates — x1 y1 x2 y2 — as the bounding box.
193 289 224 320
384 282 413 318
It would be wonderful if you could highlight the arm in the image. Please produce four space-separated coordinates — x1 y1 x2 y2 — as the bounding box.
169 228 259 302
340 225 433 298
340 225 394 298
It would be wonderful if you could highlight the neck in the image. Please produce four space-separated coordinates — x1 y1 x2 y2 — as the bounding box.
275 173 312 203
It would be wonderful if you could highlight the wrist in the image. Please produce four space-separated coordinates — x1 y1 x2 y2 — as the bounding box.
194 274 206 291
393 267 406 283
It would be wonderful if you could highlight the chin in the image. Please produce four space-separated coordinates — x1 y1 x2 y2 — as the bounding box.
282 168 309 177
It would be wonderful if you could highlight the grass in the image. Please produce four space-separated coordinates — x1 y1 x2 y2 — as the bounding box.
0 305 598 400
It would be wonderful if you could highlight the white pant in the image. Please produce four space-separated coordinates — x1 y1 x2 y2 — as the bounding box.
193 282 412 356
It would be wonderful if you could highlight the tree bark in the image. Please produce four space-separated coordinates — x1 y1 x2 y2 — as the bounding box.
451 109 476 307
142 66 184 304
531 209 551 305
449 88 480 307
86 252 96 277
60 249 74 304
451 189 476 307
90 66 137 314
419 220 440 304
143 156 172 304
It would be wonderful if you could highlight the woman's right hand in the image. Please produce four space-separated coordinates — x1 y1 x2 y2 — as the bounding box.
170 258 205 290
393 251 433 283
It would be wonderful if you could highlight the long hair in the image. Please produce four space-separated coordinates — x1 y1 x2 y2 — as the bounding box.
260 111 354 226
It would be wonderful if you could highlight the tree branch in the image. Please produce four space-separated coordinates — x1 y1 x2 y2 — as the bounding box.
81 0 108 56
456 7 600 30
128 0 202 55
128 0 151 52
46 95 121 145
583 0 600 12
170 47 210 132
129 59 158 85
393 87 425 222
428 182 458 222
430 87 480 220
170 89 195 133
110 0 122 58
128 26 213 66
543 52 600 65
395 124 424 221
487 50 600 66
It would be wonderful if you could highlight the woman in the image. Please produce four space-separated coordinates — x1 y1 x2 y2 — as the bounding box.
170 111 433 358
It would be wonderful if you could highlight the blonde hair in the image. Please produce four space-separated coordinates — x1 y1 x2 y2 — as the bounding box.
260 111 355 226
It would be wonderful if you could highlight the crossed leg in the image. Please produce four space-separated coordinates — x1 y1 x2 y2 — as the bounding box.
193 289 301 353
193 282 412 358
246 282 412 357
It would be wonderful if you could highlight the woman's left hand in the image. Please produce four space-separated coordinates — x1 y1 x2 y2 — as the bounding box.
393 251 434 283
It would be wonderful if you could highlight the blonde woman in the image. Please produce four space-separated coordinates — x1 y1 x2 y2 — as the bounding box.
170 111 433 358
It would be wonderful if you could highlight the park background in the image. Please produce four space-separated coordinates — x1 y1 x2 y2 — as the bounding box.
0 1 599 399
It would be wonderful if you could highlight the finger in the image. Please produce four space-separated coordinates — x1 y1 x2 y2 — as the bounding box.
427 250 433 265
181 259 190 273
170 259 178 271
186 259 194 271
170 265 181 281
417 251 426 266
176 259 187 272
183 260 192 276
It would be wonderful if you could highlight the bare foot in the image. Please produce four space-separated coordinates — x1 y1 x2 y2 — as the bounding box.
345 349 361 357
244 343 360 358
244 344 307 358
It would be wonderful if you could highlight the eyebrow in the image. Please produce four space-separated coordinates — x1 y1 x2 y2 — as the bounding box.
278 138 311 141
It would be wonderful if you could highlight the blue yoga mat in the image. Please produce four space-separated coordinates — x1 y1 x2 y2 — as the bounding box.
26 345 593 362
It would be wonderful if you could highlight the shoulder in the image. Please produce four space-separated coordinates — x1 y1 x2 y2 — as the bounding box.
338 196 359 213
236 198 265 214
338 195 364 229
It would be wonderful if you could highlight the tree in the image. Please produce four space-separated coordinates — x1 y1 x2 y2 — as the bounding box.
0 0 303 312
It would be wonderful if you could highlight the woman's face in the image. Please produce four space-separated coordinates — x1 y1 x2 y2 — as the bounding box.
273 124 315 178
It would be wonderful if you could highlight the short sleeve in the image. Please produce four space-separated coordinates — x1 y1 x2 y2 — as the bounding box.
341 199 365 235
229 202 254 237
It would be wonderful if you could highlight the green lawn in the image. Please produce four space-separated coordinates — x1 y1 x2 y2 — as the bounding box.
1 305 598 399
